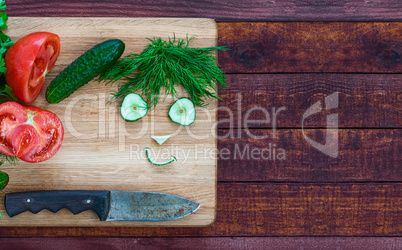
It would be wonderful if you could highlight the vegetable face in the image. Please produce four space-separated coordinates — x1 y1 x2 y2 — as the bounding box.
0 102 64 163
5 32 60 104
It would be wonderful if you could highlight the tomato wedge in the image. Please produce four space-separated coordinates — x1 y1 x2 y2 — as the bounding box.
0 102 64 163
5 32 61 104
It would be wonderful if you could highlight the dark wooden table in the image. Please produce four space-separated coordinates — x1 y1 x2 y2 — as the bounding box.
1 1 401 249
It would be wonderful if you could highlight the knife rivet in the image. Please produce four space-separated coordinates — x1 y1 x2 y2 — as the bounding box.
26 199 31 203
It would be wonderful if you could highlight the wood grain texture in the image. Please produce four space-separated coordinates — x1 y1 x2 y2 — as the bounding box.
217 129 401 182
0 183 400 236
3 0 402 242
218 22 402 73
1 237 401 250
219 74 402 129
6 0 402 21
0 17 218 227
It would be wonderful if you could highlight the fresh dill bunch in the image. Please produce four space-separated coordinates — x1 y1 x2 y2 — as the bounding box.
99 35 228 108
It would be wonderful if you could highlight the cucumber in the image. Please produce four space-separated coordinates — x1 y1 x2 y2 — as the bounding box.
46 39 125 103
151 135 171 145
120 93 148 121
168 98 196 126
144 147 177 166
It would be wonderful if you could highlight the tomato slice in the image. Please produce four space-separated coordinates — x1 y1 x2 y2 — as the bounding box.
5 32 61 104
0 102 64 163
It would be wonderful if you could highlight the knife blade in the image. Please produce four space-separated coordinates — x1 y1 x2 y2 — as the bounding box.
5 190 200 221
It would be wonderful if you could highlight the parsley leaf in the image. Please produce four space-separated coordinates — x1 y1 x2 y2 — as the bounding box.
0 1 18 192
0 0 13 75
0 171 8 191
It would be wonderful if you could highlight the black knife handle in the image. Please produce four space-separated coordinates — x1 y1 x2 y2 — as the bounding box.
5 190 111 221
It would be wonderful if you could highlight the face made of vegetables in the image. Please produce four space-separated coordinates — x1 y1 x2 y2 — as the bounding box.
63 36 223 169
120 93 197 166
94 35 225 168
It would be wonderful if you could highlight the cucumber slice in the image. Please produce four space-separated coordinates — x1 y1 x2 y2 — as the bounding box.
168 98 196 126
144 147 177 166
151 135 171 145
120 93 148 121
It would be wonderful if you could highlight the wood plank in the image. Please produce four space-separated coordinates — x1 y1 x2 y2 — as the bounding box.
218 74 402 128
218 22 402 73
0 17 218 227
0 183 400 236
1 237 401 250
6 0 402 21
217 129 401 182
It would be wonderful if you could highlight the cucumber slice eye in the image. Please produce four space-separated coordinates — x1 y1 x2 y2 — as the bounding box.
144 147 177 166
168 98 196 126
120 93 148 121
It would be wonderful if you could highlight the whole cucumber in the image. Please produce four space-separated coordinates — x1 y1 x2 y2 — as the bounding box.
46 39 125 103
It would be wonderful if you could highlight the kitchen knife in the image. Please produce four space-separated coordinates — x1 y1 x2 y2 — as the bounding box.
5 190 200 221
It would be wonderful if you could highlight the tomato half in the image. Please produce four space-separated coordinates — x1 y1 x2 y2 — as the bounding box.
0 102 64 163
5 32 61 104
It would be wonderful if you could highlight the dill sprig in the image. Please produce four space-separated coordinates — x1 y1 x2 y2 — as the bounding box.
0 153 18 166
99 35 228 108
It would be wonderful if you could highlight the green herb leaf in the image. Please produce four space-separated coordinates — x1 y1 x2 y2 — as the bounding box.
0 1 13 76
100 35 229 108
0 2 17 193
0 171 9 191
0 2 18 170
0 75 17 101
0 152 18 166
0 0 6 11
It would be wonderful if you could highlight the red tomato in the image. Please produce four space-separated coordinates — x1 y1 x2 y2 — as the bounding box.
0 102 64 163
5 32 61 104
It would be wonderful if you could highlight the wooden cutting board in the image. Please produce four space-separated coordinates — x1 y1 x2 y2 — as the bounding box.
0 17 218 227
